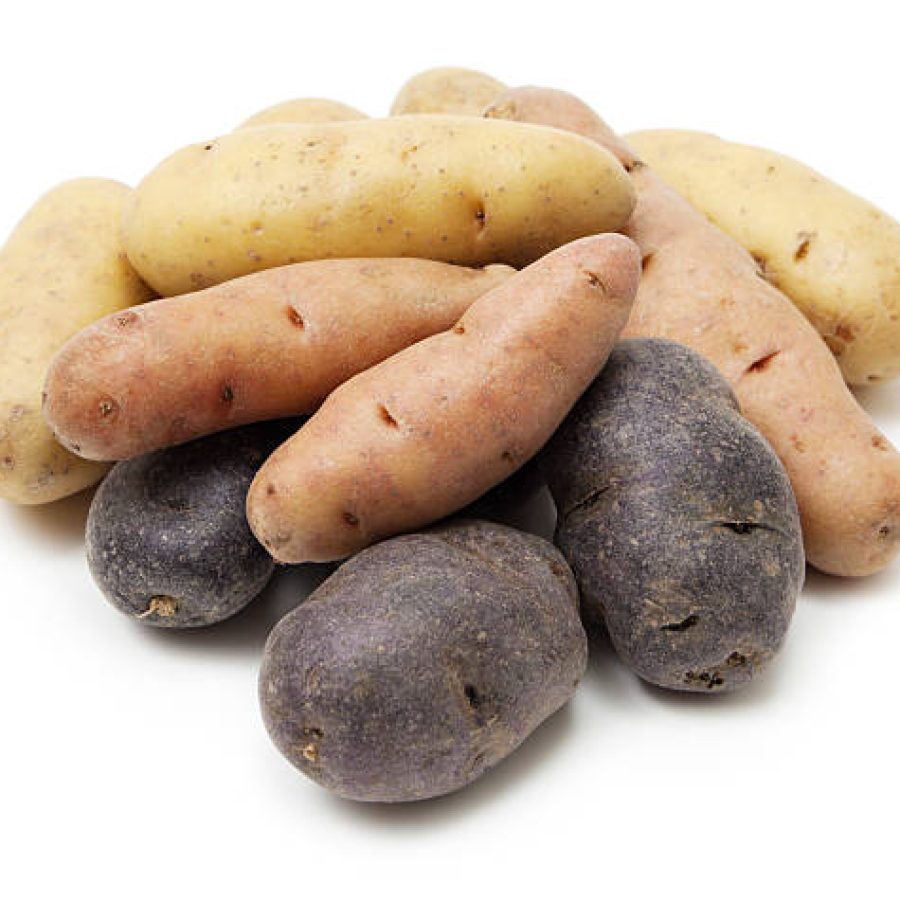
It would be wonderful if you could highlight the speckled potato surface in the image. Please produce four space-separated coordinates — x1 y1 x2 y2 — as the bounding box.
629 129 900 385
487 86 900 578
236 97 366 129
247 234 641 564
543 339 804 693
44 258 512 461
259 519 587 802
0 179 154 505
390 67 507 116
87 422 293 629
123 116 635 296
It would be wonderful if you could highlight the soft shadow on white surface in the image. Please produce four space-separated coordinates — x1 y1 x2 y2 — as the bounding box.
140 563 334 657
10 486 94 548
327 702 578 828
803 564 899 602
851 383 900 424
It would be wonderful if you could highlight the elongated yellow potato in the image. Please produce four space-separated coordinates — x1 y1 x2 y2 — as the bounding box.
390 67 507 115
123 116 635 296
236 97 366 129
629 129 900 385
0 179 154 505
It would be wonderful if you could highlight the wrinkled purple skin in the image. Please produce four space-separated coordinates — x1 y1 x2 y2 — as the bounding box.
259 519 587 802
542 338 804 693
87 421 297 629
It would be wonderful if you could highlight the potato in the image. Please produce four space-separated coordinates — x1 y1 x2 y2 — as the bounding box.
390 66 506 115
87 422 293 628
486 87 900 577
0 179 154 505
259 519 587 802
628 129 900 385
543 339 804 692
236 98 366 129
123 116 635 296
247 234 641 564
44 258 513 461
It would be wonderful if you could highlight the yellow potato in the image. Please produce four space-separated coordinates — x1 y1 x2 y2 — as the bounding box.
123 116 635 296
236 97 366 129
390 67 506 115
629 129 900 385
0 179 154 504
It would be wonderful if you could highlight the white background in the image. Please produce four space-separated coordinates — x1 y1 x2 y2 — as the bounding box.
2 2 898 898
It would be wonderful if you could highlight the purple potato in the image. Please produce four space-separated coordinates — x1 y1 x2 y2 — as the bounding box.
259 519 586 802
542 338 804 693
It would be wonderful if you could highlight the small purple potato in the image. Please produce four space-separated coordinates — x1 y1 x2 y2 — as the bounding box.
87 421 295 628
259 519 587 802
542 339 804 693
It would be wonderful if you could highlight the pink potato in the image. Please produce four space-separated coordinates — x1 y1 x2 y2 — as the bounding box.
247 234 641 564
43 258 513 460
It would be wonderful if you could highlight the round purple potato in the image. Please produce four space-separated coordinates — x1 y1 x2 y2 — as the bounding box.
542 338 804 693
259 519 587 802
87 421 295 628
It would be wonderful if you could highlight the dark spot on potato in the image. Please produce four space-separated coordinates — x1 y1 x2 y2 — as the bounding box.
377 404 398 428
752 253 778 285
661 613 699 633
834 322 857 344
745 351 780 375
685 670 725 689
453 323 466 335
116 311 139 327
463 684 482 710
727 651 747 667
98 398 118 419
640 251 655 271
585 270 608 292
266 484 277 496
564 484 610 520
501 450 515 465
872 435 890 451
878 524 892 539
793 231 815 262
718 520 761 535
287 307 305 328
342 511 360 528
221 384 235 404
2 456 14 470
473 203 486 229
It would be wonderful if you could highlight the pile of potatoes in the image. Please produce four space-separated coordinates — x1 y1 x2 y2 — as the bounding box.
2 66 899 804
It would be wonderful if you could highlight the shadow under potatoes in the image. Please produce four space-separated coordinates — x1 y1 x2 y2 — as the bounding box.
11 485 95 548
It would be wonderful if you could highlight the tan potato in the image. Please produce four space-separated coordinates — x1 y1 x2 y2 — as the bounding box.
123 116 634 296
486 87 900 577
0 179 154 505
628 129 900 385
390 67 506 116
236 98 366 129
247 234 641 564
44 259 513 460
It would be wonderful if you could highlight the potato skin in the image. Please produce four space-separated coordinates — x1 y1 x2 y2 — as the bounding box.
123 116 635 296
87 422 293 628
0 179 154 505
629 129 900 385
44 259 513 461
390 67 506 115
543 339 803 692
236 97 366 129
259 519 587 802
486 86 900 577
247 234 641 564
